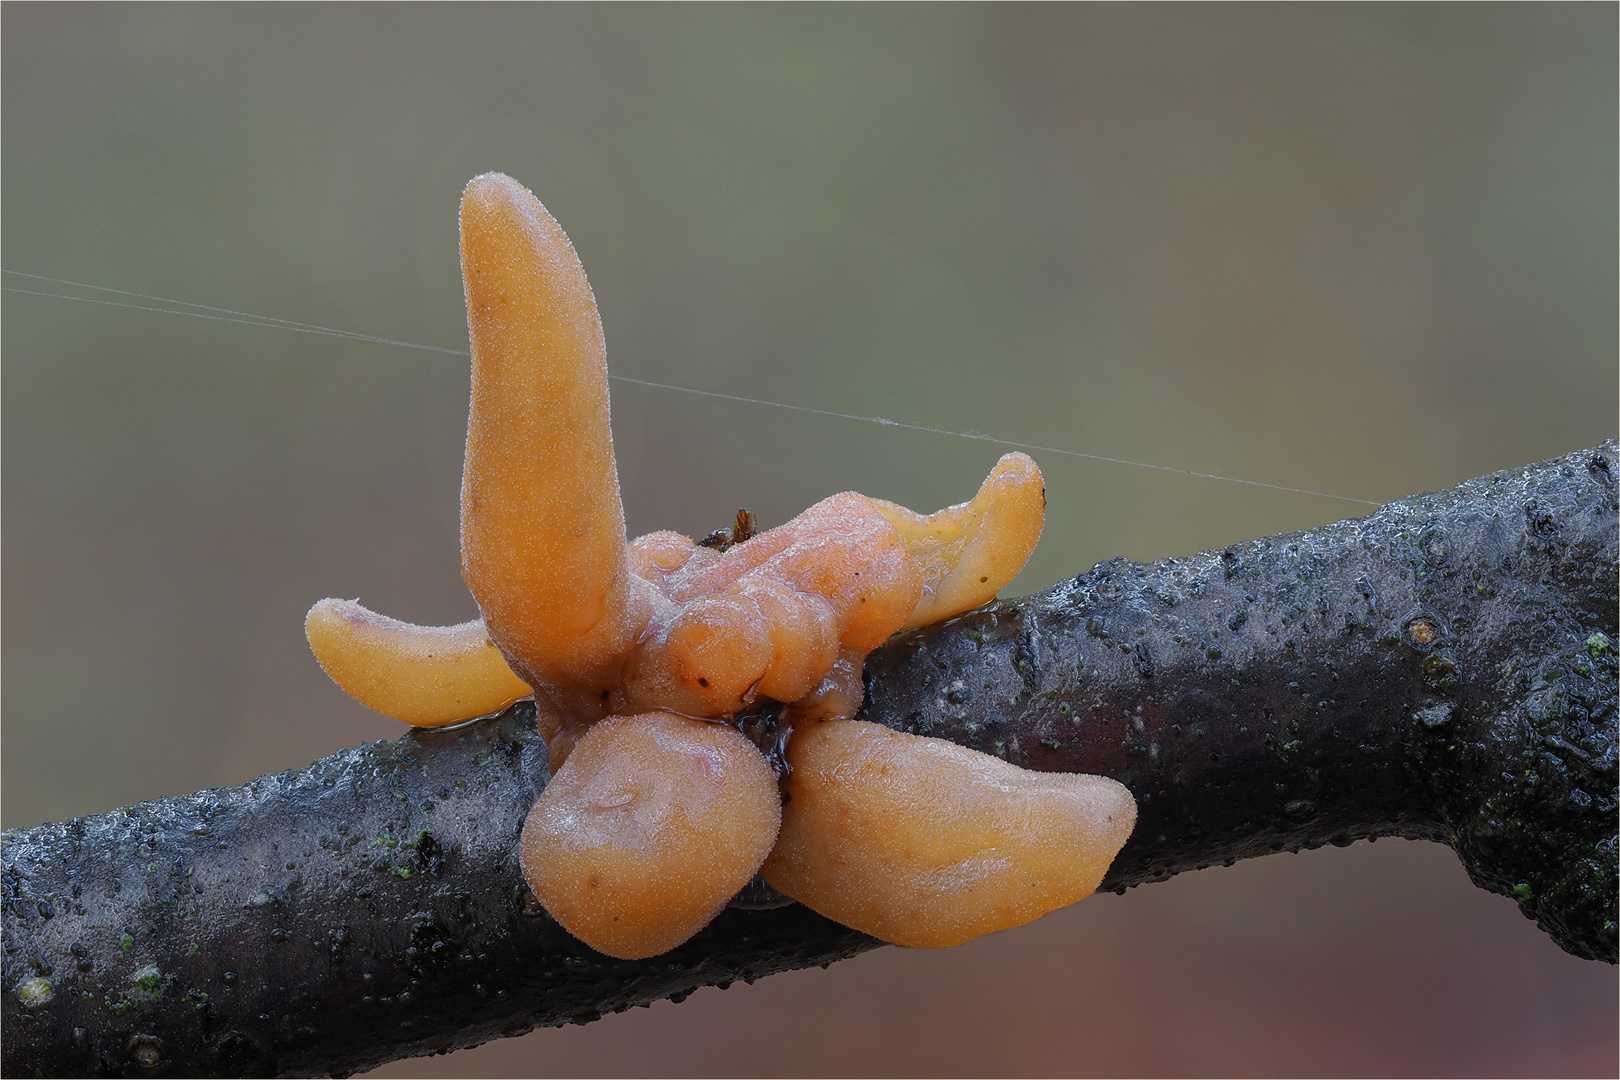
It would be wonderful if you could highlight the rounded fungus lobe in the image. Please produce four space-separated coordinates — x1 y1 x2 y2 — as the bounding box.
762 719 1138 948
459 173 646 717
520 711 782 960
304 599 531 727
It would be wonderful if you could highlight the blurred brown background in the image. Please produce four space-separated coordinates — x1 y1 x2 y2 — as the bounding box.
4 4 1615 1076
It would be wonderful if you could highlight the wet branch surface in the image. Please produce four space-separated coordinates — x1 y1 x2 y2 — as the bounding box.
4 443 1616 1078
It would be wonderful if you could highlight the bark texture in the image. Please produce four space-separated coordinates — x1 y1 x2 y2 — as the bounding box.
4 442 1615 1078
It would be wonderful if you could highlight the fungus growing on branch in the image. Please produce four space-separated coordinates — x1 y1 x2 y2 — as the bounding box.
305 601 530 727
764 720 1137 948
520 712 783 960
304 172 1137 960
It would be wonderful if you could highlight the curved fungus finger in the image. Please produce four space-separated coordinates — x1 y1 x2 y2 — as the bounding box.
762 719 1137 949
458 173 649 717
304 599 531 727
520 712 782 960
875 451 1046 630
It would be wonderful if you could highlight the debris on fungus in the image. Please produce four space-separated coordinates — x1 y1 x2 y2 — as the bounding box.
306 172 1136 960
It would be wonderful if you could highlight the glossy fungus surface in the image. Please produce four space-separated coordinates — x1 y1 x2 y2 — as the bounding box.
305 599 530 727
763 719 1137 947
878 451 1046 630
520 712 782 960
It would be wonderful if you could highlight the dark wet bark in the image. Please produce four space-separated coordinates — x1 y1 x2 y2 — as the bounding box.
869 441 1618 962
4 443 1615 1078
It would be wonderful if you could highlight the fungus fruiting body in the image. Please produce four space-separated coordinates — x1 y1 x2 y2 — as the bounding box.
305 601 530 727
520 712 782 959
763 720 1137 948
306 173 1137 960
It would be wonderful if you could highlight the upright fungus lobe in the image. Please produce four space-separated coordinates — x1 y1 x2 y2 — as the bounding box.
459 173 645 720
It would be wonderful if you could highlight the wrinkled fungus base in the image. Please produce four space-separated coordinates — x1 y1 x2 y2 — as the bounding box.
305 171 1138 961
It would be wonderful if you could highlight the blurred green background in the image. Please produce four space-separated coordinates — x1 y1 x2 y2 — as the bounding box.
4 4 1615 1076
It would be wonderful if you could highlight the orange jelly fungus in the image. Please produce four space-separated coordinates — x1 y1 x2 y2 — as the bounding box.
309 172 1045 736
457 174 644 721
877 451 1046 631
305 600 531 727
520 712 781 960
305 171 1137 960
763 720 1137 948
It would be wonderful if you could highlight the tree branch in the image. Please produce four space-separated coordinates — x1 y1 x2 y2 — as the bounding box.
4 443 1615 1078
